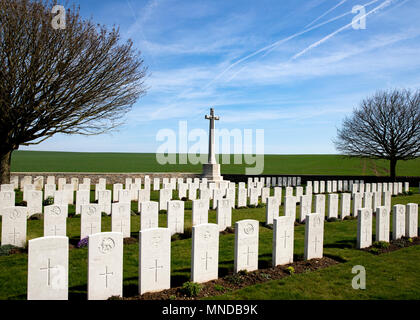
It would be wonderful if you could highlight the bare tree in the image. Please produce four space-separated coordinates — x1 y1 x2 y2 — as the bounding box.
0 0 147 183
334 89 420 180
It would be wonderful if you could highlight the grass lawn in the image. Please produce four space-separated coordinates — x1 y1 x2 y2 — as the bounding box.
10 151 420 176
0 188 419 300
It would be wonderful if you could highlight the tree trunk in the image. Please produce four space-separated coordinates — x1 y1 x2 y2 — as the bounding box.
390 158 397 181
0 150 12 184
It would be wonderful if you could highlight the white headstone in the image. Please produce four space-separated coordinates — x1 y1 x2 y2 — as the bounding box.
46 176 55 185
159 189 172 211
406 203 418 238
273 216 294 266
27 236 68 300
98 190 111 215
341 193 351 220
140 201 159 230
44 184 56 200
113 184 123 202
0 191 15 211
216 199 232 231
76 190 90 215
352 193 362 217
111 202 131 238
237 188 247 208
167 200 184 235
357 208 372 249
234 219 259 273
249 188 259 206
299 195 312 223
191 223 219 283
81 204 102 239
88 232 123 300
265 197 279 225
327 194 338 219
1 207 27 247
192 199 209 226
375 206 389 242
44 205 68 237
27 190 43 217
314 194 325 217
304 213 324 260
139 228 171 294
392 204 406 240
284 196 297 221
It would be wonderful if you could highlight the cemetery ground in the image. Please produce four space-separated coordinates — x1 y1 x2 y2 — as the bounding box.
0 187 419 300
11 151 420 176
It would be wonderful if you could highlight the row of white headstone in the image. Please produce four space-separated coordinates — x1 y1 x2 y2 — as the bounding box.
247 176 302 187
357 204 418 248
264 190 395 225
307 180 410 195
0 182 412 247
26 211 326 300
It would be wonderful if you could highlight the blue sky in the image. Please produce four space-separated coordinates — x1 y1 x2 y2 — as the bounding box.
22 0 420 154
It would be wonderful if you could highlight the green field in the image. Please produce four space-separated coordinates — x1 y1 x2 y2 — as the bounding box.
0 188 419 300
10 151 420 176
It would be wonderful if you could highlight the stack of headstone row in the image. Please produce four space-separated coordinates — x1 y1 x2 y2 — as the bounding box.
0 175 418 300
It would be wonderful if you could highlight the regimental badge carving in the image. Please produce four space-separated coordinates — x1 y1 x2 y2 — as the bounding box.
52 206 61 215
314 216 322 227
398 207 404 216
99 237 115 254
10 209 21 220
364 211 370 220
87 206 96 216
244 223 255 235
203 230 212 240
173 202 180 209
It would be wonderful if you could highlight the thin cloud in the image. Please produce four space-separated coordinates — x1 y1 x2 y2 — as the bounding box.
305 0 349 28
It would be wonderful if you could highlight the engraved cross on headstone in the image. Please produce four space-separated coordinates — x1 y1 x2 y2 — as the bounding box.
40 258 57 286
149 259 163 282
51 225 60 236
9 228 20 245
201 251 212 270
242 246 255 266
99 266 113 288
279 230 291 248
313 236 321 252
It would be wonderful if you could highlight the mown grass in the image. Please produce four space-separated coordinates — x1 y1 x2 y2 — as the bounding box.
10 151 420 176
0 188 418 300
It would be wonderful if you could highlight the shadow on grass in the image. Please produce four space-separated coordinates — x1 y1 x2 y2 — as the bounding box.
324 239 356 249
69 284 87 300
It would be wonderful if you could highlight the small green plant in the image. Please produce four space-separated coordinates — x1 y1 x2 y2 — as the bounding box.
101 212 108 217
408 238 413 243
169 295 177 300
286 266 295 275
43 196 54 206
159 210 167 214
225 273 244 285
0 245 18 256
369 247 380 255
213 284 226 292
260 272 271 280
373 241 390 249
180 282 202 297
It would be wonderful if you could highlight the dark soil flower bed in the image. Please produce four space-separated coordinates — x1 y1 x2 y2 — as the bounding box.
362 236 420 255
123 255 340 300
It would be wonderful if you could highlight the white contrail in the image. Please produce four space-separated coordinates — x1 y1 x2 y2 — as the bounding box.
305 0 349 28
291 0 396 60
204 0 381 89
